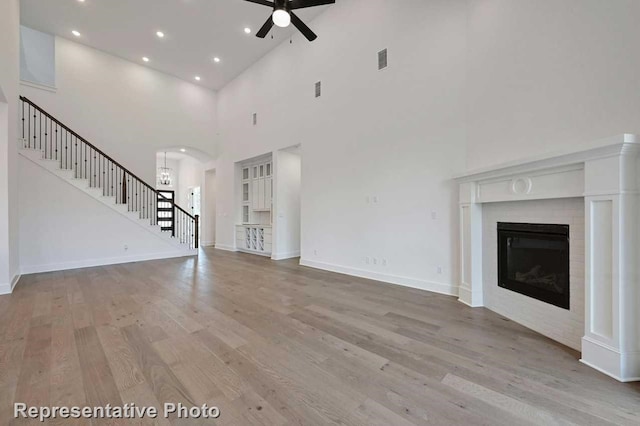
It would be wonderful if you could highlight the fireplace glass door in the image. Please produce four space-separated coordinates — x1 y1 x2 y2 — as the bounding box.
497 222 570 309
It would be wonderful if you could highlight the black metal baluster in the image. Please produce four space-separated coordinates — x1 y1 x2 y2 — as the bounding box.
63 130 67 169
46 118 50 159
116 166 119 203
43 117 46 158
127 175 131 210
49 118 52 160
33 108 36 149
43 116 47 158
57 124 61 167
135 181 139 215
74 136 78 178
21 100 24 141
110 161 113 197
102 157 106 196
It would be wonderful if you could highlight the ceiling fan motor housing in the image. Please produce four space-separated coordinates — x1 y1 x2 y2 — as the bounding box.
274 0 288 11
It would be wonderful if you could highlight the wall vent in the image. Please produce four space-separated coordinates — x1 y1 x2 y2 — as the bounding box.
252 113 257 126
315 81 321 98
378 48 388 70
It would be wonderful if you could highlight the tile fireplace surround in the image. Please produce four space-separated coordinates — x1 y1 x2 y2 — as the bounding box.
455 134 640 382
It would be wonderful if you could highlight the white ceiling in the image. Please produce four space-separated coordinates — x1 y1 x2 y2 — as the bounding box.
20 0 330 91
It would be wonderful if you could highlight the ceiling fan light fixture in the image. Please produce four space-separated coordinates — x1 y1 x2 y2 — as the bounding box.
272 9 291 28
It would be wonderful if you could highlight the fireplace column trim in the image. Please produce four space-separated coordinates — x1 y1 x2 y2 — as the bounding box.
459 182 483 307
581 149 640 381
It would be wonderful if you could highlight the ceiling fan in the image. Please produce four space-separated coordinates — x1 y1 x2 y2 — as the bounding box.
245 0 335 42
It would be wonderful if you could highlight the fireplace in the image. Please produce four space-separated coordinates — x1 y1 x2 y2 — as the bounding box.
497 222 570 309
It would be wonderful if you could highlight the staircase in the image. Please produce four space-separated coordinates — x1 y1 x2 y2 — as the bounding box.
18 96 199 253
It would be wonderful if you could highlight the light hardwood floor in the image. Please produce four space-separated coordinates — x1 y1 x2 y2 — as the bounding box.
1 248 639 425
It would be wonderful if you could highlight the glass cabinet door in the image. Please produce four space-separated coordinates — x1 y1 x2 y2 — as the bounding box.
259 164 264 178
266 163 272 177
242 183 249 202
242 167 249 181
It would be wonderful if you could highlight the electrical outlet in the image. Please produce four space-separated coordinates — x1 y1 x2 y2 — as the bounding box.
124 244 129 251
365 196 370 204
382 258 387 266
314 249 318 256
431 211 437 220
437 266 443 274
373 258 378 265
373 196 378 203
365 257 370 264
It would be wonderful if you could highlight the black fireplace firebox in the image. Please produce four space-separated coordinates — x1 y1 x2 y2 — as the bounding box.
497 222 570 310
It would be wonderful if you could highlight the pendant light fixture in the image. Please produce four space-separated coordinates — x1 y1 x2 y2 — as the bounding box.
158 152 172 186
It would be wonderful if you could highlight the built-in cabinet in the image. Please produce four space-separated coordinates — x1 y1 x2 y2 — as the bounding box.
245 161 272 212
239 157 273 256
235 225 272 256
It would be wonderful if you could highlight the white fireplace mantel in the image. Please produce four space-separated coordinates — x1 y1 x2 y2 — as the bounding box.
455 134 640 382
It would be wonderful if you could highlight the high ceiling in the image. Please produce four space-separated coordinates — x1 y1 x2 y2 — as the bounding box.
20 0 330 91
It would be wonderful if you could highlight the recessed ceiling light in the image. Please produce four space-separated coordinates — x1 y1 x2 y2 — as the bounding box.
244 27 252 34
194 76 201 81
72 30 81 37
156 31 165 38
180 149 186 152
78 0 85 2
213 57 221 63
142 57 150 62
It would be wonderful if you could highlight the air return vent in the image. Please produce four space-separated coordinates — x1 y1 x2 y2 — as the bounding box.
378 48 388 70
315 81 321 98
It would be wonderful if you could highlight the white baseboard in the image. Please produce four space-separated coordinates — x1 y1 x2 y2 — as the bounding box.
299 258 458 296
581 336 640 382
201 240 216 247
0 273 21 296
272 251 301 260
20 250 196 275
457 286 484 307
214 244 237 252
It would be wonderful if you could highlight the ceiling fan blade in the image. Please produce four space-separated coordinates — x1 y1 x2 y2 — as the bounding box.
244 0 275 7
290 12 317 41
290 0 335 9
256 16 275 38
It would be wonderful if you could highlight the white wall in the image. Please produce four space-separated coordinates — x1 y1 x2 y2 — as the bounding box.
216 0 468 294
20 34 217 184
274 148 301 259
0 0 20 292
177 156 204 212
19 155 186 273
203 169 217 246
214 0 640 298
466 0 640 170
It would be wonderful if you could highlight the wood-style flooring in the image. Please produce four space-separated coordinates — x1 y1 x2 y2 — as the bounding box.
1 248 639 425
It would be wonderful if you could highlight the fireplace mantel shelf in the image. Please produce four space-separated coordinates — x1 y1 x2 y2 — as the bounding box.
455 134 638 183
455 133 640 382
